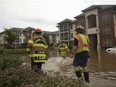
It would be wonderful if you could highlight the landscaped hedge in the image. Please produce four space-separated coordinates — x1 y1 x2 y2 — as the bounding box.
3 49 27 54
0 54 83 87
0 54 22 70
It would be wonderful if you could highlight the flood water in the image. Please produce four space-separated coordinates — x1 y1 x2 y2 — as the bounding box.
47 48 116 87
23 48 116 87
89 49 116 72
48 48 116 73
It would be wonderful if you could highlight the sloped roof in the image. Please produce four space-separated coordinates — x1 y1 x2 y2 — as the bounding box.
11 27 24 31
11 27 35 32
57 18 74 24
82 5 116 12
74 13 84 19
24 27 34 31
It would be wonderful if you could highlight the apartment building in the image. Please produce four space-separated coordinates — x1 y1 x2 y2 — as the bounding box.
48 31 59 46
0 27 59 48
7 27 34 48
42 31 59 47
57 5 116 49
57 19 74 46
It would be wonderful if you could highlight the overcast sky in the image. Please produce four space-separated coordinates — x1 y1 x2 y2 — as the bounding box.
0 0 116 32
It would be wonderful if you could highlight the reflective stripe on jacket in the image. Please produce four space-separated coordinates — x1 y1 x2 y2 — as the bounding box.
58 44 69 56
58 44 69 52
29 53 47 63
27 36 48 63
74 34 90 53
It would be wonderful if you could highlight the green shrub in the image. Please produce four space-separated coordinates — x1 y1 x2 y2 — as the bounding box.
36 72 83 87
3 49 27 54
0 67 40 87
0 54 22 70
0 46 4 54
0 54 83 87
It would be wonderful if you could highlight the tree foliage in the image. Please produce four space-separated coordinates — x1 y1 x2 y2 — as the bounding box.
4 28 17 48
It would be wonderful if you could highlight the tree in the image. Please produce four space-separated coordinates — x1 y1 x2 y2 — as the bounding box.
4 28 17 48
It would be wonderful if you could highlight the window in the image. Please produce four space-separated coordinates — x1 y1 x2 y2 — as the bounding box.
60 25 63 32
102 27 111 35
75 23 77 28
103 39 112 47
19 39 21 42
102 13 110 22
71 33 73 38
64 33 68 40
23 39 25 43
64 23 67 31
79 19 85 27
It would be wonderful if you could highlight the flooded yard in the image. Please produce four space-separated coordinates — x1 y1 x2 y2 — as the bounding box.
22 48 116 87
46 48 116 87
47 48 116 72
89 49 116 72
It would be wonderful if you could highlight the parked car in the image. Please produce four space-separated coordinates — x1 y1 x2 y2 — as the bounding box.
106 46 116 53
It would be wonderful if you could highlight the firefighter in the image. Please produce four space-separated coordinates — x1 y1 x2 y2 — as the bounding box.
58 41 69 59
27 28 48 73
71 25 90 83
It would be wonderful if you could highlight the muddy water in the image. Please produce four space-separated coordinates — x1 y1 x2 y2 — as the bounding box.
48 48 116 72
47 48 116 87
22 48 116 87
89 49 116 72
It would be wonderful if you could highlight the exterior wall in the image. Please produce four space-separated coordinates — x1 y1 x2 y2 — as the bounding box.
76 16 86 28
42 31 59 47
58 5 116 49
114 13 116 38
19 31 25 44
58 22 71 46
114 12 116 45
0 28 59 48
81 9 100 49
84 9 99 34
70 22 76 41
99 8 116 48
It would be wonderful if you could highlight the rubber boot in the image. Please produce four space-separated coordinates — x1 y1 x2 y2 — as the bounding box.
84 72 90 83
37 63 43 74
76 71 82 79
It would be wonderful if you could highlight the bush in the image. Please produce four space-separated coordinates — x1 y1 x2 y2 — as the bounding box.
0 54 22 70
0 54 83 87
0 54 39 87
36 72 83 87
0 46 4 54
3 49 27 54
0 67 40 87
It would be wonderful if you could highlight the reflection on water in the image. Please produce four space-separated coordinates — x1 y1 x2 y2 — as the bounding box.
48 48 116 73
89 49 116 72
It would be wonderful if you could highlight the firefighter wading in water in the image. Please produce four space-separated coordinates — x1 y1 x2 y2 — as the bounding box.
27 28 48 73
71 25 90 83
58 41 69 59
